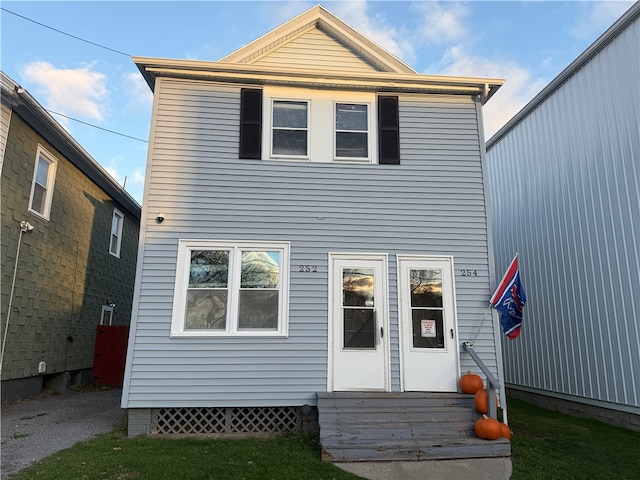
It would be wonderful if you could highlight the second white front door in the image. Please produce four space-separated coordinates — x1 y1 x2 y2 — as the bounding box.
398 256 459 392
329 254 389 391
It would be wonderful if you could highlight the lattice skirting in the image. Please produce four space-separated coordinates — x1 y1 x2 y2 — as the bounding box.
150 406 316 435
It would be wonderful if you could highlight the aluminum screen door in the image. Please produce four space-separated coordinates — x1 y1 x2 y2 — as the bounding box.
398 256 459 391
329 254 389 391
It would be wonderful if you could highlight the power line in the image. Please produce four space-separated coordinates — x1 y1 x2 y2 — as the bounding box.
1 7 131 57
47 109 148 143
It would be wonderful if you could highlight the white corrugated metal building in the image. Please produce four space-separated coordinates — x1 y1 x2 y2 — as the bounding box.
486 2 639 430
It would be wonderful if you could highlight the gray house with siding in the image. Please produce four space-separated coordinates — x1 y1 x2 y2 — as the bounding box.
486 3 639 431
122 5 510 459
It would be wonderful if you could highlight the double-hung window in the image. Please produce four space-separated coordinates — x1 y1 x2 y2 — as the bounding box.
109 208 124 257
272 100 308 157
335 103 369 160
28 145 58 219
171 240 290 337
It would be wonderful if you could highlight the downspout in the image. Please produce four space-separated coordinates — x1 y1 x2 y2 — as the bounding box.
0 221 34 376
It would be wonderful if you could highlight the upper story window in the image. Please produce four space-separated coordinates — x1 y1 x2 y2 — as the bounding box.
335 103 369 159
28 145 58 219
171 240 290 337
259 87 377 164
272 100 308 157
109 208 124 257
240 87 399 164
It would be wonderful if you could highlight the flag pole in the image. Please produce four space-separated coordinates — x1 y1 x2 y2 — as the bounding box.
469 304 493 346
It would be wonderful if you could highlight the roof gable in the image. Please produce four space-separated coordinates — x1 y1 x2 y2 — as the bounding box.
220 5 416 74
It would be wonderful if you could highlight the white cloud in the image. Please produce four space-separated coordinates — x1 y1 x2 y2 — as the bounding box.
333 0 416 66
436 46 547 139
20 61 108 121
569 1 635 41
414 1 469 44
122 71 153 110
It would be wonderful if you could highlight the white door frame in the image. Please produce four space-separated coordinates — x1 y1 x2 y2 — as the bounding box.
327 253 390 392
397 255 460 392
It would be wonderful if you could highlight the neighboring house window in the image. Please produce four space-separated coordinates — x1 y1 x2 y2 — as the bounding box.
28 145 58 219
109 208 124 257
101 305 114 326
241 87 399 164
171 240 290 337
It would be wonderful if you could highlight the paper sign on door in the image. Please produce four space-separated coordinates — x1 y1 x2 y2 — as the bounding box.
420 319 436 338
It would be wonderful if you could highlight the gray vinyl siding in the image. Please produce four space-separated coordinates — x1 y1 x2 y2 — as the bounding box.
123 78 498 408
487 13 639 411
251 28 380 73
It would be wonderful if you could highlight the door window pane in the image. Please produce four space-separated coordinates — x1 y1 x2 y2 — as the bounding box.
342 267 375 349
410 269 443 307
410 269 445 349
412 310 444 349
342 268 374 307
344 308 375 349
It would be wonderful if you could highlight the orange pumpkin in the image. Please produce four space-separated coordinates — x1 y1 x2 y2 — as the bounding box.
474 415 502 440
474 388 499 414
459 371 483 394
500 422 512 440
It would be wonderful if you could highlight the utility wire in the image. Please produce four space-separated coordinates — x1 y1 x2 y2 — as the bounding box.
1 7 131 57
48 109 148 143
3 7 147 143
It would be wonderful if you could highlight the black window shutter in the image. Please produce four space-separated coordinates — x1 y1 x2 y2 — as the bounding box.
239 88 262 159
378 96 400 165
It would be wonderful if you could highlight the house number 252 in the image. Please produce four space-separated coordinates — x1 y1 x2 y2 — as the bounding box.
299 265 318 273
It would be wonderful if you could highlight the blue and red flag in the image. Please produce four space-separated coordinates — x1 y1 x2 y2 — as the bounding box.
490 254 526 339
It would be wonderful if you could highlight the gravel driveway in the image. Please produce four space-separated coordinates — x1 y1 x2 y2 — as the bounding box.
1 387 124 479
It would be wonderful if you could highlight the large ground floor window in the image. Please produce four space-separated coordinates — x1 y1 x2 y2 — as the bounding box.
171 240 290 337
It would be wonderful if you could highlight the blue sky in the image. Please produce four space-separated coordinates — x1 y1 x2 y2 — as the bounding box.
2 1 635 204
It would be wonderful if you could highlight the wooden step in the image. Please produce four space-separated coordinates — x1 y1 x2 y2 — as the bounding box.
317 392 510 462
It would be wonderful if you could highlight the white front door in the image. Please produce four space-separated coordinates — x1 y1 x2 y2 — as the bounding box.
398 256 459 391
329 254 389 391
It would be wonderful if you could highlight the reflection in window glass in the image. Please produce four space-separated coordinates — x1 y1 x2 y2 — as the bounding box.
186 290 228 330
175 243 289 335
409 269 445 349
189 250 229 288
342 268 374 307
344 308 375 349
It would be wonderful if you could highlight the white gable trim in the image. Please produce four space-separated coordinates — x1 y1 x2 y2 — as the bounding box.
220 5 416 74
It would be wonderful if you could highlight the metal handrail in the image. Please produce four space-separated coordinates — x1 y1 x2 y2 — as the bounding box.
463 341 501 419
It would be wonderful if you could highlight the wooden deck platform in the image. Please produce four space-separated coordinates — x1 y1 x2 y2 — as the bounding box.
317 392 510 462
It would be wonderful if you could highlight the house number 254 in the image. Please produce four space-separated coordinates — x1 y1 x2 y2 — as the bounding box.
299 265 318 273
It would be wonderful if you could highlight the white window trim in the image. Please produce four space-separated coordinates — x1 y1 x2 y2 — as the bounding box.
333 101 373 163
100 305 114 326
28 145 58 220
270 98 310 160
109 208 124 258
262 86 377 164
171 240 290 338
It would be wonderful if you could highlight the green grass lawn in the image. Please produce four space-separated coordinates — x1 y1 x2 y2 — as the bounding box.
10 399 640 480
508 398 640 480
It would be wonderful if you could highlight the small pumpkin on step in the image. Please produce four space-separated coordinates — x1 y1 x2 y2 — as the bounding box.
474 415 502 440
459 371 483 394
473 388 499 414
500 422 512 440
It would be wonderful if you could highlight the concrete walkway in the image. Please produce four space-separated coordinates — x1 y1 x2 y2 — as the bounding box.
336 457 512 479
